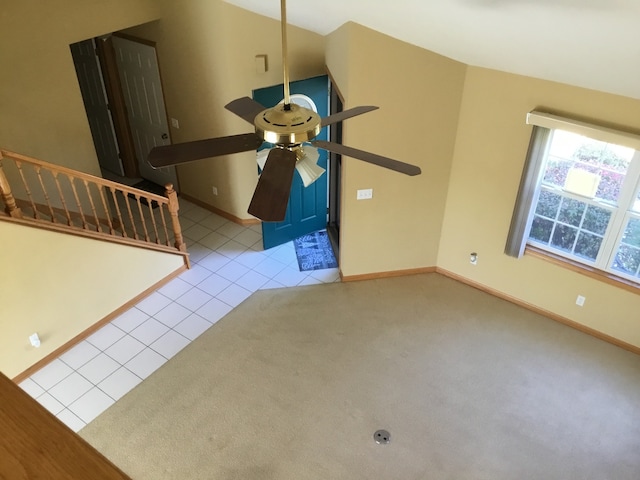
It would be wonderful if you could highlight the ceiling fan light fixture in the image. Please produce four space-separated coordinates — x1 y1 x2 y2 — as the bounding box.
295 146 325 187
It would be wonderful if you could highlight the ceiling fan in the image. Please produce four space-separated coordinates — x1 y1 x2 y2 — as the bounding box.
148 0 421 222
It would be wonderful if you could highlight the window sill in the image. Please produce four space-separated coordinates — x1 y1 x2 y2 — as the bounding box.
524 246 640 295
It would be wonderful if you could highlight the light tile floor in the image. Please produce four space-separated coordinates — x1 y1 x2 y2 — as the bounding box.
18 200 340 432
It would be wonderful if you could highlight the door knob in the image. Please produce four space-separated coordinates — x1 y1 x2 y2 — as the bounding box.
161 133 168 140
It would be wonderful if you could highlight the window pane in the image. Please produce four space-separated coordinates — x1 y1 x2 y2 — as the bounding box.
621 217 640 248
557 198 585 227
582 205 612 235
574 232 602 261
535 191 561 218
543 129 633 205
612 245 640 277
530 217 553 243
551 224 577 252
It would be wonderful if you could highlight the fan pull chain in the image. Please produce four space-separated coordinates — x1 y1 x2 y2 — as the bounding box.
281 0 291 110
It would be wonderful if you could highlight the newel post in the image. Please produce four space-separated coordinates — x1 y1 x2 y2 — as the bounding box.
165 183 186 252
0 154 23 219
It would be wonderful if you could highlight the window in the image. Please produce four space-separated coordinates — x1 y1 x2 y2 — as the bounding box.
506 112 640 285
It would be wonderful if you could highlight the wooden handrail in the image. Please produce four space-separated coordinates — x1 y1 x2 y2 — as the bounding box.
0 149 188 259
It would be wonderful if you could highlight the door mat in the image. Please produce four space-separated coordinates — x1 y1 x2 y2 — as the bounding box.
128 180 166 208
293 230 338 272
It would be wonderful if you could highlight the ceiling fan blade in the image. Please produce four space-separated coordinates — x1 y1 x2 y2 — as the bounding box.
248 148 297 222
312 140 422 176
148 133 263 168
225 97 266 124
320 106 379 128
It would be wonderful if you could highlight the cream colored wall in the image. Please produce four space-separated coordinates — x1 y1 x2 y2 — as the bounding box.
0 0 160 175
0 222 185 378
438 67 640 347
123 1 326 219
325 23 466 277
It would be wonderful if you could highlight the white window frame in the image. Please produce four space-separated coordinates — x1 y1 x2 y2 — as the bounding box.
506 111 640 285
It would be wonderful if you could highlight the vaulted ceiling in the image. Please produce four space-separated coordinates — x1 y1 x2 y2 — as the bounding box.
224 0 640 100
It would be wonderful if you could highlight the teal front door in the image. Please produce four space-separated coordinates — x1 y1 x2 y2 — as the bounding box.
253 75 329 250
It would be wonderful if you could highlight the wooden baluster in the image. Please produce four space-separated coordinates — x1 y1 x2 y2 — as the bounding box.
158 203 171 246
109 187 127 238
83 179 102 233
97 185 115 235
50 172 72 226
15 160 38 219
123 190 138 240
65 175 86 229
135 195 150 242
165 183 186 252
35 166 57 222
0 156 23 218
146 199 160 244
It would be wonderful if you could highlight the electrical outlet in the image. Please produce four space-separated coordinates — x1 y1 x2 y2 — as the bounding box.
576 295 585 307
470 252 478 265
357 188 373 200
212 186 218 196
170 118 180 129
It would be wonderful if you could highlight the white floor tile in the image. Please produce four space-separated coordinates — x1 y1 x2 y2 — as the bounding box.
309 268 341 283
233 228 262 248
59 341 101 370
98 367 142 401
298 275 324 286
177 216 196 232
235 249 268 269
216 239 247 259
130 318 170 346
182 223 213 242
154 301 192 328
199 231 229 250
77 353 120 385
269 243 297 265
174 313 212 340
198 251 232 272
30 359 74 390
186 242 214 264
150 330 190 359
48 372 93 406
157 277 194 300
19 378 45 399
260 279 287 290
216 221 246 239
216 284 252 308
235 270 270 292
253 257 288 277
272 266 309 287
69 387 114 424
56 409 86 433
179 264 213 285
195 297 233 323
196 273 232 297
125 348 167 379
216 260 250 282
181 205 211 223
175 287 213 312
37 392 65 415
86 323 126 351
110 307 150 333
104 335 146 364
135 291 172 317
198 214 228 231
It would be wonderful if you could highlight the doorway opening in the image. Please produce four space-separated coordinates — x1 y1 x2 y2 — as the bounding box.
70 33 179 193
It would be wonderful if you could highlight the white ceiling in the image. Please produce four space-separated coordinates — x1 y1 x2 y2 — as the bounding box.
224 0 640 100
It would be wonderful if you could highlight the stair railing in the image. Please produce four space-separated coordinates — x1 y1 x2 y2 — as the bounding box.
0 150 187 259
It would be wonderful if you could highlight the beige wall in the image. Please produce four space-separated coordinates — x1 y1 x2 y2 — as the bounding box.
326 23 466 277
0 222 185 378
438 67 640 347
123 1 326 219
0 0 161 175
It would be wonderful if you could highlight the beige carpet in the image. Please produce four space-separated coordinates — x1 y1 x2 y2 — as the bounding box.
80 273 640 479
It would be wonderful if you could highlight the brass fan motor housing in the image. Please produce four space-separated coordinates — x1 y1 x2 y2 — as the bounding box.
254 103 321 145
